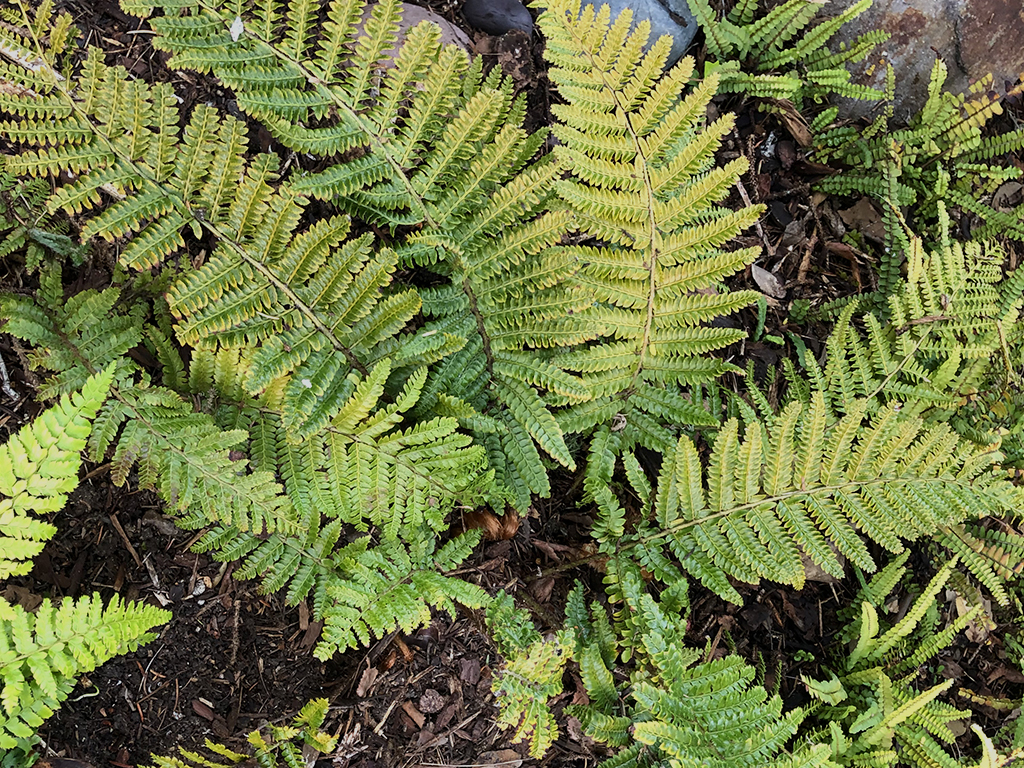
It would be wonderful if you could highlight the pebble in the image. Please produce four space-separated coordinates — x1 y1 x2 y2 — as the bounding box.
463 0 695 67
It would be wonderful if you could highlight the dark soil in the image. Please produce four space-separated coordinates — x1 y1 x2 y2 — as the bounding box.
5 0 1024 766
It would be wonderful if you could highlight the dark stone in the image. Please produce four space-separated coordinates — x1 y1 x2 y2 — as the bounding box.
462 0 534 35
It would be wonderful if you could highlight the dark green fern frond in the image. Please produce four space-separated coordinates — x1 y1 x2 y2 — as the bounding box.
804 559 982 767
538 0 763 452
814 59 1024 241
0 268 294 534
570 574 830 768
178 347 491 657
685 0 884 108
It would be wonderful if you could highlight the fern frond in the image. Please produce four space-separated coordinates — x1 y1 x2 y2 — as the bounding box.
539 0 761 449
487 592 574 758
0 594 167 749
0 366 112 578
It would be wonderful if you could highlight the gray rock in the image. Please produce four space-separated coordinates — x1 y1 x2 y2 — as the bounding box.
834 0 1024 121
462 0 534 35
462 0 697 66
593 0 697 66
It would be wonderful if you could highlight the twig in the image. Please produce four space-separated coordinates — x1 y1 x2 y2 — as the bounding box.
0 350 18 400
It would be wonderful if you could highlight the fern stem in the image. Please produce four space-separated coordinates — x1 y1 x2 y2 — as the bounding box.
461 276 494 370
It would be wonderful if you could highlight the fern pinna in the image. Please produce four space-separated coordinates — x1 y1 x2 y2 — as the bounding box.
538 0 763 451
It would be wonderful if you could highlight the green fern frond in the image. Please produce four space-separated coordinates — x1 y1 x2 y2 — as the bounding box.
805 558 977 767
685 0 883 108
591 390 1023 602
570 575 828 768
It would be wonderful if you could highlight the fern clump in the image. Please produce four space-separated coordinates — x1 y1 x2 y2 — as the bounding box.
803 557 985 767
685 0 886 108
567 573 832 767
0 367 170 751
815 60 1024 243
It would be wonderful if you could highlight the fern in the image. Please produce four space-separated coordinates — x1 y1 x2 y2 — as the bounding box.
686 0 886 108
539 0 763 451
569 570 833 767
0 32 442 443
183 347 492 656
0 266 294 534
0 367 169 751
0 366 112 578
486 592 574 757
803 558 984 767
128 0 598 509
587 390 1023 603
815 60 1024 241
149 698 337 768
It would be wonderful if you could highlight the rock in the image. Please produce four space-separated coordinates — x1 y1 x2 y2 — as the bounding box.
834 0 1024 120
463 0 534 35
462 0 697 67
588 0 697 66
359 4 472 59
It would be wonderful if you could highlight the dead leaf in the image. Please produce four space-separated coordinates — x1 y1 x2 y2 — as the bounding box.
356 667 378 697
529 576 555 603
459 658 481 685
458 508 520 540
751 264 787 299
993 180 1023 212
838 197 885 242
192 699 216 721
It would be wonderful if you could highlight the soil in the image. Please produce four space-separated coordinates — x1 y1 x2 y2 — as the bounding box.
4 0 1024 766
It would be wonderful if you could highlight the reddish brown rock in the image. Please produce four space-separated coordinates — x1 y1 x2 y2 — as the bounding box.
835 0 1024 119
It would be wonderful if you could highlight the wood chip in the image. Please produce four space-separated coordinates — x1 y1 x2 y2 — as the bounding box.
401 700 426 729
356 667 378 698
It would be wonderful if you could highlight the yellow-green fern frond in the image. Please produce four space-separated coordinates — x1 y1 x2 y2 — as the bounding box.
0 593 168 750
487 592 574 758
0 366 112 578
539 0 762 449
149 698 337 768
